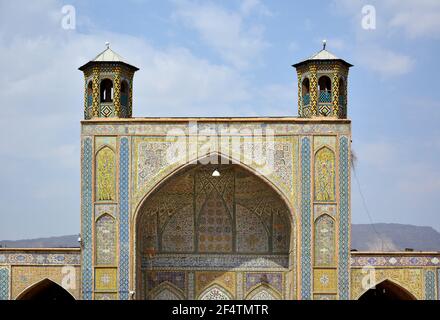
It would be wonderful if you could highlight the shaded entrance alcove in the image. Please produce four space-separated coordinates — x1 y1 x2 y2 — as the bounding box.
134 158 295 300
358 280 417 301
16 279 75 301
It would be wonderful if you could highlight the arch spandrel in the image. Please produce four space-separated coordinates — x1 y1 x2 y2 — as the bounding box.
351 268 423 300
131 135 299 220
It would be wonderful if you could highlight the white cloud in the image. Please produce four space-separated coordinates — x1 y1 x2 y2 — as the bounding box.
172 0 268 69
356 45 414 77
240 0 272 16
333 0 440 38
385 0 440 38
355 141 397 168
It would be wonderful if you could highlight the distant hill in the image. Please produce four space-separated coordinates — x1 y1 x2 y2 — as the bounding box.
351 223 440 252
0 235 79 248
1 224 440 252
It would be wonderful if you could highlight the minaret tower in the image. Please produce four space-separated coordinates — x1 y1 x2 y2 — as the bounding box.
293 41 352 118
79 42 139 119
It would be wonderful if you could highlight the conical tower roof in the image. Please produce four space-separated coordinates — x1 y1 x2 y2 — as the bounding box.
79 42 139 71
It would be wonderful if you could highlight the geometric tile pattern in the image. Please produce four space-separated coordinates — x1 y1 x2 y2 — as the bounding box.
300 137 312 299
95 268 118 292
11 265 81 299
351 268 424 300
351 254 440 267
81 137 93 300
314 214 335 266
96 146 116 201
119 137 130 300
0 252 80 265
313 269 337 293
314 147 335 202
95 214 117 265
147 271 186 293
338 136 350 300
245 273 283 295
425 270 436 300
0 267 9 300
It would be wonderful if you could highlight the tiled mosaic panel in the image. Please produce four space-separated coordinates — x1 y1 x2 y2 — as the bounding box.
425 270 436 300
198 191 233 253
141 255 288 270
272 211 290 253
314 215 335 266
314 147 335 202
248 288 278 300
137 165 290 256
11 266 80 299
95 136 116 150
313 136 336 152
82 122 351 137
236 205 268 253
139 212 158 254
351 254 440 267
161 205 194 252
313 269 337 293
300 137 312 299
95 268 117 292
81 137 93 300
245 273 283 296
338 136 350 299
351 268 424 300
199 286 232 300
95 214 117 265
153 287 182 300
147 271 186 293
119 137 130 299
0 252 80 265
96 146 116 201
0 267 9 300
196 272 236 299
314 204 336 220
131 135 298 217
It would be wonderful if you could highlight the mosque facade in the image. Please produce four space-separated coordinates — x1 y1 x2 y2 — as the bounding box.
0 45 438 300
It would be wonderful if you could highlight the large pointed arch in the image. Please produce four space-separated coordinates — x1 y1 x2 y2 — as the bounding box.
131 152 298 299
356 279 417 300
130 152 298 298
16 278 75 301
132 152 296 225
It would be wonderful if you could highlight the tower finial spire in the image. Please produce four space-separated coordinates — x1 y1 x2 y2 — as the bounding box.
105 41 110 49
322 39 327 50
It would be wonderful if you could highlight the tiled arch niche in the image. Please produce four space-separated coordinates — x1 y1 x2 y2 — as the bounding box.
135 163 296 300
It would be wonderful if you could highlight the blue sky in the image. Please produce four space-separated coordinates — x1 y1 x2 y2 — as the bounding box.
0 0 439 240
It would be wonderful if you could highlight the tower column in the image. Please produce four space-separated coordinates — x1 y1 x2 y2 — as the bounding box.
92 67 100 118
113 66 121 117
332 65 340 117
309 65 318 116
128 75 134 117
